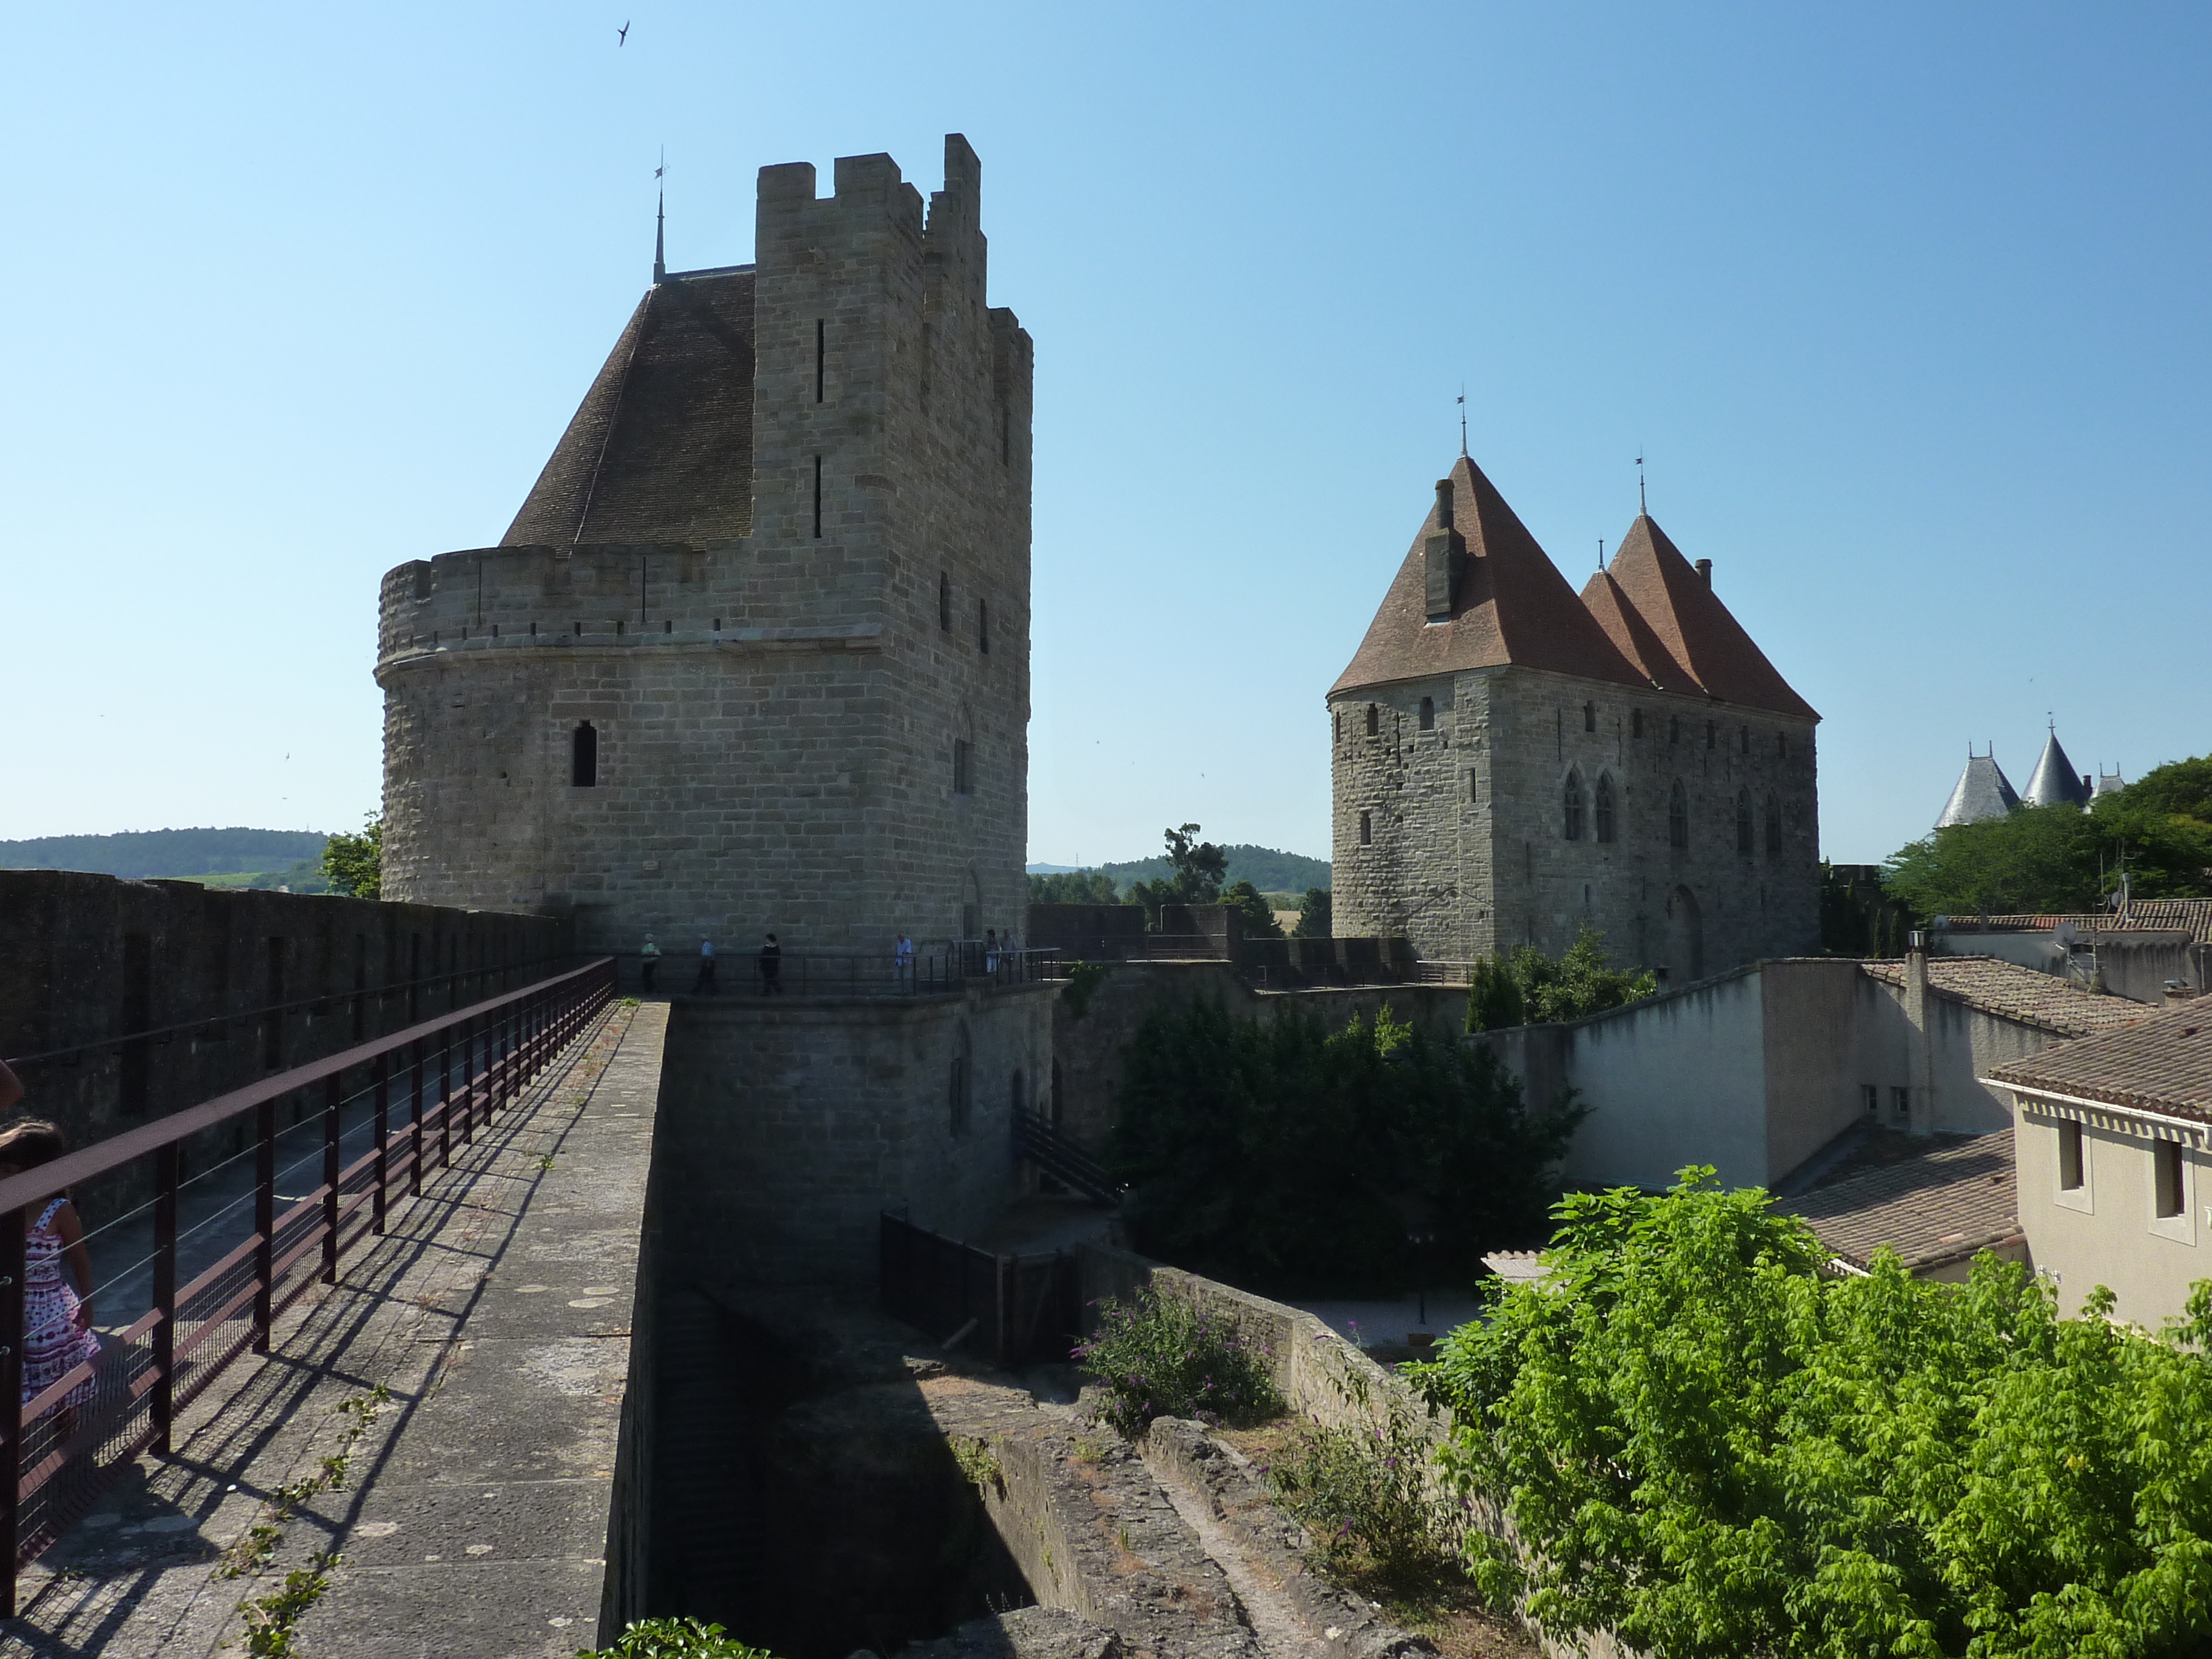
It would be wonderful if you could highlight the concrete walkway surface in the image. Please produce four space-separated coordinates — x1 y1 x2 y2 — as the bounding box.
0 999 663 1659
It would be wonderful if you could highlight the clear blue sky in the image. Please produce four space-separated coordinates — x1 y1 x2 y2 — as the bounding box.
4 2 2207 868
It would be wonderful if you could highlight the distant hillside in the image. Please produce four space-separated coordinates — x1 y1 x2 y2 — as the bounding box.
0 828 332 880
1030 844 1330 895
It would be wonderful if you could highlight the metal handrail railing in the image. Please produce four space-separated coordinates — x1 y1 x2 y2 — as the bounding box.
0 955 617 1614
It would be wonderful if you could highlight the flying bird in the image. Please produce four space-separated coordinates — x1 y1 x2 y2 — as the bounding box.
618 19 629 44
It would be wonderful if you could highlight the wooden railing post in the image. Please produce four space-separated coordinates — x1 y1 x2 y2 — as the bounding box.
254 1096 276 1353
321 1073 341 1284
372 1052 390 1236
0 1204 26 1618
152 1142 179 1453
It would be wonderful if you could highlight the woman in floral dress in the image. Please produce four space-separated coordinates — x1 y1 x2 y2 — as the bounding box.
0 1122 101 1413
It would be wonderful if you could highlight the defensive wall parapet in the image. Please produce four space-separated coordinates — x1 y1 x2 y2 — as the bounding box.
0 870 569 1188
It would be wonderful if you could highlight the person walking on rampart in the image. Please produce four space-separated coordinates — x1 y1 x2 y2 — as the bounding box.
0 1122 101 1419
894 932 914 988
639 935 661 994
759 933 783 995
693 938 718 995
985 928 999 975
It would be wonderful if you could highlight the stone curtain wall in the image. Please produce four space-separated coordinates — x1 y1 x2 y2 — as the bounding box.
0 869 568 1164
1332 663 1820 978
654 984 1054 1285
378 137 1033 962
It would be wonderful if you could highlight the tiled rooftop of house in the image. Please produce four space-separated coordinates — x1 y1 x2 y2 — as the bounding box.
1860 955 2156 1038
1932 901 2212 943
1986 1007 2212 1121
1782 1129 2020 1273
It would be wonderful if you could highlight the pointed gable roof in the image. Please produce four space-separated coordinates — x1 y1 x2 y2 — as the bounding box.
1578 569 1697 693
2023 728 2092 809
1332 455 1647 697
1600 515 1818 720
503 267 758 548
1937 751 2020 829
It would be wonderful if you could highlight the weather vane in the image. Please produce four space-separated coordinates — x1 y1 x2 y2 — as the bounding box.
1456 385 1467 457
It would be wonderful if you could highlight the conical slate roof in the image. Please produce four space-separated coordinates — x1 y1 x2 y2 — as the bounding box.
1597 515 1820 720
2023 728 2092 809
502 267 758 548
1937 751 2020 829
1332 455 1649 696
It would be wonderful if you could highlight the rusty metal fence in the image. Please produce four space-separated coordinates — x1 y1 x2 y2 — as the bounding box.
0 956 616 1614
877 1212 1079 1370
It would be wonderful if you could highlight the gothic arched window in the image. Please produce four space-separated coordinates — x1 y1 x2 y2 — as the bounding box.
1668 781 1689 849
571 722 598 788
1563 771 1586 842
1765 793 1783 856
1366 704 1379 736
1737 789 1755 854
1595 774 1617 843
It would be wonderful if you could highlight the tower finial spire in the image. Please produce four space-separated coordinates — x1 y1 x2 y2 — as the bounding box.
652 148 666 284
1457 384 1467 457
1637 447 1646 515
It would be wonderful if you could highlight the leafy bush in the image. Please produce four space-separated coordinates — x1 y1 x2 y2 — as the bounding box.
1073 1287 1282 1438
1059 958 1110 1020
1417 1169 2212 1659
578 1619 777 1659
1466 926 1656 1031
1028 870 1124 904
1111 1000 1583 1291
1267 1409 1464 1594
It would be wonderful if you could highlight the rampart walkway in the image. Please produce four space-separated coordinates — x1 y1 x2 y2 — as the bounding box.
1 999 664 1658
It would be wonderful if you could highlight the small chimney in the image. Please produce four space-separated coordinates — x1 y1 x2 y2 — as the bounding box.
1423 478 1466 622
1694 558 1712 589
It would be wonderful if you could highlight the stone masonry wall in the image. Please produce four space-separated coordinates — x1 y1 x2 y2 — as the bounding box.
378 138 1032 964
654 984 1054 1284
0 869 568 1171
1331 663 1819 978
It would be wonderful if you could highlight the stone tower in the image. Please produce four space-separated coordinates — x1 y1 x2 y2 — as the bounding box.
1329 454 1820 984
375 138 1049 1281
377 135 1033 959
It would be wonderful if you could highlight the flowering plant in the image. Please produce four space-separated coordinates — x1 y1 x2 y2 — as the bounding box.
1072 1288 1282 1438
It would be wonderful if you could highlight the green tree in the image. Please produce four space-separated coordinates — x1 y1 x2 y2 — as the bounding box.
1027 870 1123 905
1128 822 1230 928
1509 926 1657 1022
1418 1171 2212 1659
1221 879 1283 939
1464 955 1525 1032
1293 886 1333 939
1110 999 1584 1292
320 816 383 899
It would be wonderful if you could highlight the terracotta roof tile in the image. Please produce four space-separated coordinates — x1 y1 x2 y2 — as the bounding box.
1331 455 1649 697
1859 956 2154 1037
1601 515 1819 720
1934 903 2212 945
1783 1130 2019 1272
1578 569 1698 692
504 269 757 548
1987 1008 2212 1121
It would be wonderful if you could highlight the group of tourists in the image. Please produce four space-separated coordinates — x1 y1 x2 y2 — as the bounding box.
628 926 1025 997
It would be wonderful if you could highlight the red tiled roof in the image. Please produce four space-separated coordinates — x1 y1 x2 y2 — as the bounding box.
1601 515 1819 720
1986 1008 2212 1121
1331 455 1649 697
1936 903 2212 945
1579 568 1697 693
1860 956 2154 1038
1784 1130 2019 1272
